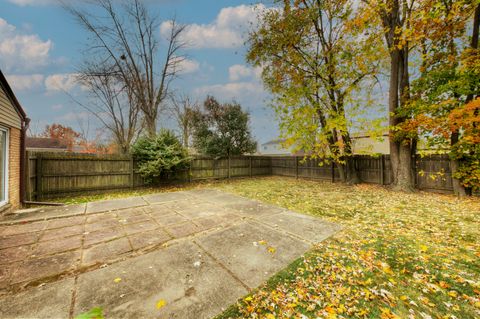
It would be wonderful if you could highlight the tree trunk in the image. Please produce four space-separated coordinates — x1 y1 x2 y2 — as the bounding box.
335 158 360 184
450 132 467 196
345 157 360 184
336 162 346 183
388 49 401 187
145 117 157 138
389 46 414 192
394 142 415 192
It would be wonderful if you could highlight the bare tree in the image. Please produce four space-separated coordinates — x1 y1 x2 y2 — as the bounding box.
65 0 187 138
75 64 141 154
169 94 198 148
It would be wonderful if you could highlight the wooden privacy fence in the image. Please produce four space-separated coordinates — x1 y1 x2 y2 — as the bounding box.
271 154 454 193
26 152 457 200
26 152 272 200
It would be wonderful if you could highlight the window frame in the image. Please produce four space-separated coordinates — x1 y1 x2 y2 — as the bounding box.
0 126 9 207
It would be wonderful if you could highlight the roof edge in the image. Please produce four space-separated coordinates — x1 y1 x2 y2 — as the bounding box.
0 69 28 122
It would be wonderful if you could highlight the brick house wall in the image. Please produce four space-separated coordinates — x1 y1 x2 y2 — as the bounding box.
8 127 21 209
0 70 28 215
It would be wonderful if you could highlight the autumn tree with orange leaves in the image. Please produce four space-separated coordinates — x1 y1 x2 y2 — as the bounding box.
401 1 480 194
41 123 80 151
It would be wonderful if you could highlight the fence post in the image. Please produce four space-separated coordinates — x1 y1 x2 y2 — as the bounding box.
331 161 335 183
25 151 30 201
379 154 385 185
249 156 253 177
189 158 193 183
413 153 417 187
35 153 43 201
295 156 299 179
228 156 231 179
130 156 135 188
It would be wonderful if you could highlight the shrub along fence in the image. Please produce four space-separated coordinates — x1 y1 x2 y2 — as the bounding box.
26 151 455 200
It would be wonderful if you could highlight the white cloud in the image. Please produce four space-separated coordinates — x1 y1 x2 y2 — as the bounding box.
161 4 268 49
5 74 44 91
229 64 262 82
175 57 200 74
51 104 63 110
7 0 56 5
0 18 53 72
55 111 89 123
45 73 78 93
194 82 264 102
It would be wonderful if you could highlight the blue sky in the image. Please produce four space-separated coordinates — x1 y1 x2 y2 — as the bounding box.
0 0 278 144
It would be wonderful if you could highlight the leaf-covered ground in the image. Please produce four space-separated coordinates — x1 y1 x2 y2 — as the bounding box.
53 176 479 318
212 177 480 319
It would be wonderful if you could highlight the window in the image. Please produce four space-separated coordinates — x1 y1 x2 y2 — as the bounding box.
0 127 7 205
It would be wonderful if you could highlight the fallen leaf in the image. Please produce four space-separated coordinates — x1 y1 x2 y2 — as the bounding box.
156 299 167 309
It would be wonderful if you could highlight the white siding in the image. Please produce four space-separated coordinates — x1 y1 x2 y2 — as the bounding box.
260 143 292 155
0 85 21 129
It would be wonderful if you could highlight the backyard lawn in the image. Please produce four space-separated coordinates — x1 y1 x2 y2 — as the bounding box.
55 177 479 319
214 177 480 319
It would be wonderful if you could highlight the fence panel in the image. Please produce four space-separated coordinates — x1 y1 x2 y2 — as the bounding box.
356 155 383 184
271 156 296 177
27 152 133 199
416 155 453 193
26 152 459 200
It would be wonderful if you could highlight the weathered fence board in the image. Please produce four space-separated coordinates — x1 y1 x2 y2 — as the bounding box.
26 152 273 200
415 155 453 193
25 152 459 200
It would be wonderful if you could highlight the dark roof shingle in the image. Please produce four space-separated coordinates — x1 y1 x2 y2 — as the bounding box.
26 137 69 150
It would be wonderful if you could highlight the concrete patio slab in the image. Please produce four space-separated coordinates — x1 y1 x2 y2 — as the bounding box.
0 278 74 319
142 191 194 204
0 189 340 319
259 211 342 243
0 204 87 224
86 197 147 214
223 201 285 218
195 221 310 289
10 250 80 285
74 241 248 319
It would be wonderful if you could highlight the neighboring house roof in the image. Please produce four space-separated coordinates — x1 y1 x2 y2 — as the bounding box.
262 139 286 146
0 70 28 122
26 137 69 150
351 132 389 139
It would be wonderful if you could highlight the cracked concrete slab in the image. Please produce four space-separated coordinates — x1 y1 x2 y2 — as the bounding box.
0 189 340 319
0 278 74 319
142 191 194 204
195 221 310 289
223 201 285 218
0 204 86 224
86 197 147 214
74 241 248 319
259 211 342 243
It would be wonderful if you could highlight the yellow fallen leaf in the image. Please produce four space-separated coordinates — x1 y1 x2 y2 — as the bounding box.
259 240 267 245
267 246 276 254
113 278 122 283
420 245 428 252
439 281 450 289
325 305 336 314
156 299 166 309
265 314 275 319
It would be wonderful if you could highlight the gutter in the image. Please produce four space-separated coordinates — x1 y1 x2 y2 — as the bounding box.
20 117 30 205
